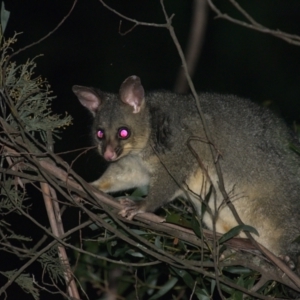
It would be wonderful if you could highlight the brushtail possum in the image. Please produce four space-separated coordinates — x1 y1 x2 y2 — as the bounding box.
72 75 300 265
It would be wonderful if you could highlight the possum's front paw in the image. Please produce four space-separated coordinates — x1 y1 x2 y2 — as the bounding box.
118 198 146 220
279 255 296 270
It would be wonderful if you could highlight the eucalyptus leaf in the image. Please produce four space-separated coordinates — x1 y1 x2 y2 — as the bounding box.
148 277 178 300
89 223 100 231
210 279 216 295
202 184 213 215
194 290 211 300
130 229 148 235
154 236 162 249
218 224 259 244
171 267 195 290
191 214 202 238
126 249 145 258
165 212 191 227
106 241 113 256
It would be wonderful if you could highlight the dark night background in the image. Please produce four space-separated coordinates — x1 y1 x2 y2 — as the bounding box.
3 1 300 298
5 0 300 181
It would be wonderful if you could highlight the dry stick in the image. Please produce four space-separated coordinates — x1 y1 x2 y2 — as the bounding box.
99 0 167 28
207 0 300 46
159 2 224 298
42 130 80 299
228 0 261 26
40 183 80 299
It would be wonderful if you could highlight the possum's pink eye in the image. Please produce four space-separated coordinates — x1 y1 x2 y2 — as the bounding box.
118 127 130 139
97 130 104 139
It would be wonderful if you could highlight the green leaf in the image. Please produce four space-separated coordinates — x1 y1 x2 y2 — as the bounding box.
171 267 195 290
191 214 202 238
126 249 145 258
218 224 259 244
154 236 162 249
106 241 113 256
177 240 187 252
165 212 191 227
243 276 256 290
194 290 211 300
202 184 213 215
114 245 129 257
148 277 178 300
231 276 244 300
210 279 216 295
89 223 100 231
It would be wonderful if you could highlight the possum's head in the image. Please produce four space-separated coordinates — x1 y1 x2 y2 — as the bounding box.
72 76 150 161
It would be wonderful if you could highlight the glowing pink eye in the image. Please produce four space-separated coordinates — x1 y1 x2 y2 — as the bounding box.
97 130 104 139
118 127 130 139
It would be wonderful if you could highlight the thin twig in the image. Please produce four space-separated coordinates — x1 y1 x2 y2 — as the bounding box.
3 0 78 68
207 0 300 46
99 0 169 28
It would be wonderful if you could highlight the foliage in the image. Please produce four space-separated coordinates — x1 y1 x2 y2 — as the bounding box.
1 34 72 142
0 32 72 299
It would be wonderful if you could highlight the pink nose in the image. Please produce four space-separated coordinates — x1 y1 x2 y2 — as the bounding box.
103 145 117 161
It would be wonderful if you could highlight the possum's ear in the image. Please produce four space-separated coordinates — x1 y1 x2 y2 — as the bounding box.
119 75 145 114
72 85 102 116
